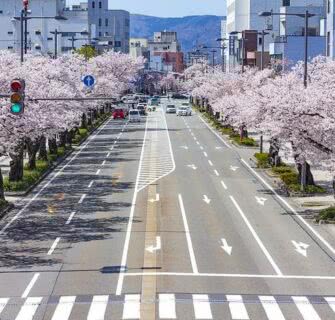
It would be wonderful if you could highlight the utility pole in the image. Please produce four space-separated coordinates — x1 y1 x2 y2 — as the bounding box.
20 9 24 64
304 10 309 88
54 29 58 59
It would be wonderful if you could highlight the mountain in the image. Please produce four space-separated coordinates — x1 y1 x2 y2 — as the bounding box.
130 14 224 54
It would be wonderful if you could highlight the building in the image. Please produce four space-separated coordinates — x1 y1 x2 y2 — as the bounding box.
148 31 184 73
130 38 150 68
0 0 130 55
326 0 335 58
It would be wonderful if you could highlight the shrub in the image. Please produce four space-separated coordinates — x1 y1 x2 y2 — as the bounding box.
316 207 335 222
254 153 270 168
288 184 327 194
231 135 257 146
280 172 299 186
79 128 88 138
272 165 295 175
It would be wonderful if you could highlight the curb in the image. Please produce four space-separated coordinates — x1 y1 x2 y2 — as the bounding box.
0 203 15 218
4 114 111 198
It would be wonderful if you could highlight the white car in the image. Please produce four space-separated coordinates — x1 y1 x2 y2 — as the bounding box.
128 109 141 122
177 106 192 116
166 105 176 113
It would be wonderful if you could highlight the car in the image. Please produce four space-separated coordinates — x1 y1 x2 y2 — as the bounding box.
177 106 192 116
149 98 160 106
166 105 176 114
113 108 125 119
137 105 146 116
172 93 188 99
153 95 161 103
128 110 141 122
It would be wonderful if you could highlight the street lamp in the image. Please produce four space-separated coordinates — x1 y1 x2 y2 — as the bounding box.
216 38 229 72
230 31 247 73
13 14 67 63
259 10 316 88
258 31 269 71
201 46 217 71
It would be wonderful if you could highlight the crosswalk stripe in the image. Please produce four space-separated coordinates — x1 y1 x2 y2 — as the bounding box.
259 296 285 320
15 297 42 320
227 295 249 319
87 295 109 320
123 294 140 319
0 298 9 315
325 297 335 313
51 296 76 320
292 296 321 320
159 294 176 319
192 294 212 319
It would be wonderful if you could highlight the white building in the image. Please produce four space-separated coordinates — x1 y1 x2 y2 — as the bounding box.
0 0 129 55
326 0 335 57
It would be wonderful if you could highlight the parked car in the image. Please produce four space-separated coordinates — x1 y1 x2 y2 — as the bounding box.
172 93 188 99
113 108 125 119
166 105 177 114
137 105 146 116
128 110 141 122
177 106 192 116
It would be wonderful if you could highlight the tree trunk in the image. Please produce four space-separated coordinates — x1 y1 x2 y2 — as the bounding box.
296 161 315 186
26 138 40 170
38 136 48 161
81 113 88 129
240 124 248 141
9 144 24 182
0 168 5 201
66 129 73 146
59 131 66 148
87 110 92 126
48 137 58 155
269 138 281 166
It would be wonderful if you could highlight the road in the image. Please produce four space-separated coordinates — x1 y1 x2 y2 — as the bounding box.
0 99 334 319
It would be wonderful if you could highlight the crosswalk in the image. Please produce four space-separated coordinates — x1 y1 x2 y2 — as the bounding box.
0 293 334 319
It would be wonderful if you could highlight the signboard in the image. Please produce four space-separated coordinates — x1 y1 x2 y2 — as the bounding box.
83 75 95 88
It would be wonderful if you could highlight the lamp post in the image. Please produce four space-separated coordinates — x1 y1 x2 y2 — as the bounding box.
259 10 316 88
216 38 229 72
14 14 67 63
230 31 247 73
202 46 227 72
258 30 269 70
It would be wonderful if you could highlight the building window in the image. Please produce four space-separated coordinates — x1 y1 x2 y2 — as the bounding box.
99 1 102 8
282 0 290 6
99 32 102 37
327 31 331 56
125 19 130 27
258 37 262 46
114 41 121 47
105 18 108 26
92 1 95 8
98 18 102 27
7 46 13 49
7 31 13 35
328 0 331 14
47 37 53 41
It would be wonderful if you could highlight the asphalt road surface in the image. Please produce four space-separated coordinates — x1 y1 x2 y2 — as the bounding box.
0 99 334 319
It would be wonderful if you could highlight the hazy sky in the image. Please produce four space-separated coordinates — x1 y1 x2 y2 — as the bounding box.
66 0 226 17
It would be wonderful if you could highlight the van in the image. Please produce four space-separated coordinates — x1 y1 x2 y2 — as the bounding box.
129 109 141 122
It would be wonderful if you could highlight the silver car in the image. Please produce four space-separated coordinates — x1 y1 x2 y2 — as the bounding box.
166 105 177 113
177 106 192 116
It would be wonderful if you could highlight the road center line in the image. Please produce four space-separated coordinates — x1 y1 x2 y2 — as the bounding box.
230 195 282 276
47 237 60 255
178 194 199 274
221 180 228 190
78 194 87 204
102 160 106 166
88 180 94 188
203 152 208 157
96 169 101 175
22 273 40 298
214 170 219 176
66 211 76 225
241 159 335 256
106 152 111 157
208 160 213 166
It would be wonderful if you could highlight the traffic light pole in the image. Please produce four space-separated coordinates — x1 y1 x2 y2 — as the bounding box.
24 9 28 54
20 9 24 64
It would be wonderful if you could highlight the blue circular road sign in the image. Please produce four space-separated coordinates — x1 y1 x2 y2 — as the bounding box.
83 75 95 87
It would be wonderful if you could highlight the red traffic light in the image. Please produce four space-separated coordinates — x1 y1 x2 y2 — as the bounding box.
11 80 23 92
23 0 29 9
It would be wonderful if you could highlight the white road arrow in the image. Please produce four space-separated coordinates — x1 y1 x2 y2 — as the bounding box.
148 193 160 203
203 195 211 204
180 146 189 150
292 240 309 257
255 196 267 206
187 164 197 170
215 147 222 150
146 236 161 253
221 239 232 255
230 165 239 171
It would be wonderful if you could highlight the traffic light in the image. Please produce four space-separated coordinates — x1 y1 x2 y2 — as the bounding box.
23 0 29 10
10 79 25 115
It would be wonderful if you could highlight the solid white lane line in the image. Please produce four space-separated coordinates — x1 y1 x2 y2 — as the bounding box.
226 295 249 319
0 298 8 314
221 180 228 190
292 296 321 320
102 160 106 166
193 294 213 319
198 114 232 148
47 237 60 255
122 294 140 319
178 194 199 274
116 116 148 296
241 158 335 256
0 117 112 235
66 211 76 225
51 296 76 320
22 273 40 298
96 169 101 175
88 180 94 188
159 294 176 319
208 160 213 166
78 194 87 204
214 170 219 176
259 296 285 320
203 152 208 157
325 297 335 312
230 196 282 275
15 297 42 320
87 295 109 320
